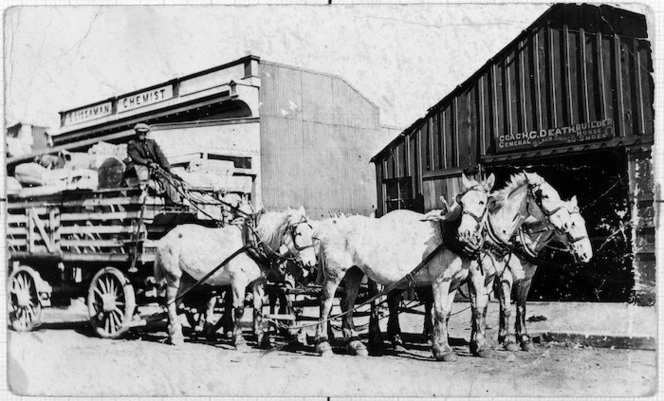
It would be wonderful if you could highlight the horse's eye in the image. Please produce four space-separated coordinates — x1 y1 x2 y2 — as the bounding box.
479 200 485 206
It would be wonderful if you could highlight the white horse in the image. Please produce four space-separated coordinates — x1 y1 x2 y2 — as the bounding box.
495 196 593 351
154 206 317 348
313 174 494 361
379 172 573 351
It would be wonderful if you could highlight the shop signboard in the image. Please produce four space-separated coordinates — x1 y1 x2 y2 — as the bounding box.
496 118 615 153
62 102 112 126
118 85 174 113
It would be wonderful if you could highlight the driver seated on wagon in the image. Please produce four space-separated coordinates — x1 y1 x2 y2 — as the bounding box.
126 123 180 203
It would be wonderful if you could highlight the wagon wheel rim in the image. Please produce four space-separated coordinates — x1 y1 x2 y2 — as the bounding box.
88 268 135 338
8 270 42 332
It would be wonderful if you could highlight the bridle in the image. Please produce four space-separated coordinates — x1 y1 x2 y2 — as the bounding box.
287 216 315 253
455 185 488 224
517 206 589 261
246 214 315 268
450 184 489 258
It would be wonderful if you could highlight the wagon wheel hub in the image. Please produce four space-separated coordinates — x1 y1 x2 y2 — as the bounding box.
15 290 31 308
102 294 117 312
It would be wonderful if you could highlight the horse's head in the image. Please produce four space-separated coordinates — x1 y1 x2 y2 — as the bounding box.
556 196 593 263
525 173 572 233
453 173 494 249
280 206 317 271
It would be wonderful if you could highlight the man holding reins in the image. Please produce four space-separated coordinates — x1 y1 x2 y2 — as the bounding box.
127 123 179 202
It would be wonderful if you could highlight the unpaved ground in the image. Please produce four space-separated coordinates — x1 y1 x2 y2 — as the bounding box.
7 302 657 397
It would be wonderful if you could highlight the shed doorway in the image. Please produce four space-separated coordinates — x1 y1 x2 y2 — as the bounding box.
485 149 633 302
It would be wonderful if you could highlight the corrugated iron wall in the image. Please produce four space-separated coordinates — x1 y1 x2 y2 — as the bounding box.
259 61 396 219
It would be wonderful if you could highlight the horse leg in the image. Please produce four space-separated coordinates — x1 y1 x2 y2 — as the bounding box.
202 295 218 338
252 281 271 349
430 279 456 361
221 289 234 338
468 261 492 358
367 279 385 349
340 267 368 356
315 274 344 357
497 271 518 352
515 265 537 351
165 283 185 346
421 288 434 344
386 290 405 351
230 282 249 350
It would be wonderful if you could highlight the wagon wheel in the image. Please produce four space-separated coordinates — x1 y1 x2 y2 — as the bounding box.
8 266 44 332
87 267 136 339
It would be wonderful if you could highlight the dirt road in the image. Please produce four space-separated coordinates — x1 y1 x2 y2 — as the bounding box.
7 302 657 397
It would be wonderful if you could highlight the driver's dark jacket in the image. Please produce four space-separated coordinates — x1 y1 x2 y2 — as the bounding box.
127 138 171 171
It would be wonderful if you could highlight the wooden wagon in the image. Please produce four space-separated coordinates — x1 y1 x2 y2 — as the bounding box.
6 183 243 338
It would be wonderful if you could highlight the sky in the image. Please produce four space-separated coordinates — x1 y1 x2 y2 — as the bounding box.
3 2 655 133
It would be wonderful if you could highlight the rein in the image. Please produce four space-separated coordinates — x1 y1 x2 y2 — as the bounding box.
153 167 254 222
294 241 450 331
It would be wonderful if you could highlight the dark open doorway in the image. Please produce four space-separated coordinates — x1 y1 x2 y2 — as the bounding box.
485 149 633 302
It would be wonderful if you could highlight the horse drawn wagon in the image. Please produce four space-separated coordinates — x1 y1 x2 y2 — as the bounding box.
6 171 251 339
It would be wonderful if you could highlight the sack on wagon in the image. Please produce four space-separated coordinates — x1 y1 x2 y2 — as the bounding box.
6 176 22 195
14 162 98 190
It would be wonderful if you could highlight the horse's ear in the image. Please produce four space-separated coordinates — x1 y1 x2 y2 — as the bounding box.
439 196 450 214
569 195 578 209
483 173 496 191
461 173 473 189
442 201 462 222
298 205 306 215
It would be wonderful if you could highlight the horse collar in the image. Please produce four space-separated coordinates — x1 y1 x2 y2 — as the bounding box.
483 218 513 258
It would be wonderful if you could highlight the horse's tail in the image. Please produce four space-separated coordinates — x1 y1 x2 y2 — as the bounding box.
153 248 166 286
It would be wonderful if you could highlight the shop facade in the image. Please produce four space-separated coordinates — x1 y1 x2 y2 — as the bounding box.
9 55 396 219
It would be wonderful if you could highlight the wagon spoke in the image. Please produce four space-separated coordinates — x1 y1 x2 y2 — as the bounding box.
108 312 117 334
100 277 110 295
14 275 25 293
104 314 111 334
108 279 116 300
112 308 123 322
18 274 26 292
94 287 104 299
15 307 23 322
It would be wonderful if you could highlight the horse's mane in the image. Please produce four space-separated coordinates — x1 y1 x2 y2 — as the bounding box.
255 208 306 251
488 172 544 213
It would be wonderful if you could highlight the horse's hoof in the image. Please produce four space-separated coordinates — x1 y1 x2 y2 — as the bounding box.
393 343 407 353
504 342 520 352
259 334 274 350
521 341 536 352
234 341 249 351
474 348 495 359
316 341 333 356
392 337 407 352
169 336 185 346
433 349 457 362
347 340 368 357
